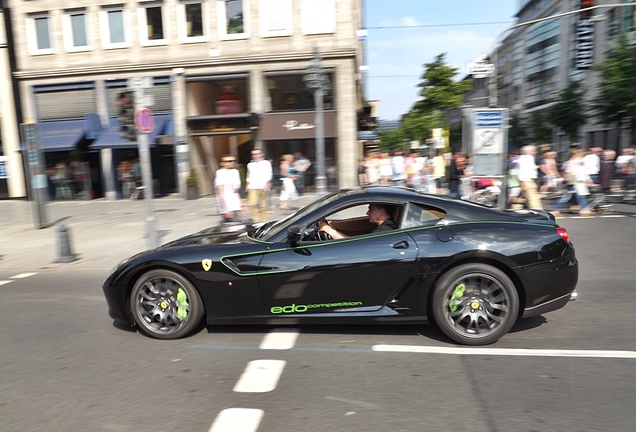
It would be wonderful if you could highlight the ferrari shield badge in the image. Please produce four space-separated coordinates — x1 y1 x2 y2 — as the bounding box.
201 259 212 271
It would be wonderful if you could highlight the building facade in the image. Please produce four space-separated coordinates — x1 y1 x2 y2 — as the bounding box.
493 0 636 153
2 0 365 200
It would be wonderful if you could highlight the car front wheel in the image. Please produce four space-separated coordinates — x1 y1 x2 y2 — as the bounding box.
432 264 519 345
130 269 204 339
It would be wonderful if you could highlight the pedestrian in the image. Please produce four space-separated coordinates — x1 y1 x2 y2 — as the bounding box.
390 151 406 187
446 151 465 198
583 147 601 185
551 149 595 217
292 152 311 194
539 150 560 196
432 150 447 193
378 153 392 185
246 148 272 223
599 149 615 195
279 154 298 209
517 145 543 210
214 154 242 223
363 151 380 186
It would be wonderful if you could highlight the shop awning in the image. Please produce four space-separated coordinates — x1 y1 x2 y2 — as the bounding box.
91 115 169 150
38 120 87 152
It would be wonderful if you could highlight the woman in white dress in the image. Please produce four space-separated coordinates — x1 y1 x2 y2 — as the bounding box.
279 154 298 209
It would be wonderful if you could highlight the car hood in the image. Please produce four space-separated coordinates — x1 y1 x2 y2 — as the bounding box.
160 222 263 248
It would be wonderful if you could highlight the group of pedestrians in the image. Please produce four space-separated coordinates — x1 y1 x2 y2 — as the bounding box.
507 145 636 216
213 150 312 223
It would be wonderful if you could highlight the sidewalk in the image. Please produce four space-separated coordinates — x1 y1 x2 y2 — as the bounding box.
0 194 317 274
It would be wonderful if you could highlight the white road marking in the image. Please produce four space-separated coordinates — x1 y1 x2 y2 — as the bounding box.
372 345 636 359
0 280 13 287
233 359 287 393
208 408 264 432
259 328 300 350
11 272 37 279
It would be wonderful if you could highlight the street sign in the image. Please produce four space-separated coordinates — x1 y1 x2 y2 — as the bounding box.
135 108 155 134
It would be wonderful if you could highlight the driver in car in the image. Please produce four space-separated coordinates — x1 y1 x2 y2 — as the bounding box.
318 204 397 239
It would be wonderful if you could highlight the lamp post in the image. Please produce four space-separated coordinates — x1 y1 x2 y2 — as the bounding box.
303 47 330 196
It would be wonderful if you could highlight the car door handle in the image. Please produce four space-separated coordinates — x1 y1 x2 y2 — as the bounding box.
392 240 409 249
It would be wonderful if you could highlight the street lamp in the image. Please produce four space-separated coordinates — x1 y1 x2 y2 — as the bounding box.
303 47 331 196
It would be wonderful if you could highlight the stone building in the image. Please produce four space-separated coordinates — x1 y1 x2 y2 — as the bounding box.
1 0 365 199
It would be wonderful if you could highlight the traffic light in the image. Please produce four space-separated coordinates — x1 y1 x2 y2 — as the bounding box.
118 91 136 141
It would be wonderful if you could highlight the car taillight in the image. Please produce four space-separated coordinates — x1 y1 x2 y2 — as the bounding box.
556 227 569 242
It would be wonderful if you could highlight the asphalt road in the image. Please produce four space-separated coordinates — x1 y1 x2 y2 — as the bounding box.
1 213 635 432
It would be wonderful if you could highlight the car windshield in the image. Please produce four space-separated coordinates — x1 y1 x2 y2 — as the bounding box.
250 191 343 241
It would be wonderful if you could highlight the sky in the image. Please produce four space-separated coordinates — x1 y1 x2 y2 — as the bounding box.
364 0 521 121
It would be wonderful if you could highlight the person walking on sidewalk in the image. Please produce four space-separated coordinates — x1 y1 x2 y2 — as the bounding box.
246 148 272 223
292 152 311 195
517 145 543 210
279 154 299 210
551 149 595 217
214 155 243 223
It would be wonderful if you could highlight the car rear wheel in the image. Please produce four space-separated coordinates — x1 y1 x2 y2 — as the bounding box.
432 264 519 345
130 269 204 339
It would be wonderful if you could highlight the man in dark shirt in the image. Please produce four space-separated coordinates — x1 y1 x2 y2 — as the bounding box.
319 204 396 239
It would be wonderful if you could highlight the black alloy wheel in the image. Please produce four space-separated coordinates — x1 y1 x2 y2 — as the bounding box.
130 269 204 339
432 264 519 345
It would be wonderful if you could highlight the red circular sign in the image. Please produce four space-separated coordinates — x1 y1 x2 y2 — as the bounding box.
134 108 155 134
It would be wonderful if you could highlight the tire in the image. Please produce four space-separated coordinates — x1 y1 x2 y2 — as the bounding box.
431 264 519 345
130 269 204 340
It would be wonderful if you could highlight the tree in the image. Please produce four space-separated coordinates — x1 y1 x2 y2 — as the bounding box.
508 113 527 150
529 111 552 144
413 53 472 116
550 80 587 141
594 33 636 126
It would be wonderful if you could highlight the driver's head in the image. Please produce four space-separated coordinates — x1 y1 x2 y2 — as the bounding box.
367 204 392 225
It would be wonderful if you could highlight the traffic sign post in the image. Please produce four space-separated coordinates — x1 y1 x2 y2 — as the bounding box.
127 77 158 249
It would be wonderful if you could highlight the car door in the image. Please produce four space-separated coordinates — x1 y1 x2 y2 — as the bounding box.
257 222 419 316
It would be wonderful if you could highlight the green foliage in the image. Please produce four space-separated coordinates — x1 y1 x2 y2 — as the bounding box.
550 80 587 141
380 53 470 152
186 169 198 188
529 111 553 144
413 53 472 115
594 33 636 126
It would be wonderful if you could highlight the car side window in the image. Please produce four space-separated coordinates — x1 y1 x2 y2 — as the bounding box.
401 203 444 228
324 203 403 237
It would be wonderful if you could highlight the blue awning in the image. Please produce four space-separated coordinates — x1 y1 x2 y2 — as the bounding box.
91 115 169 150
38 120 86 152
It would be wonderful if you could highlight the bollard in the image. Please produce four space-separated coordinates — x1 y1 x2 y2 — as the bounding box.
55 224 78 263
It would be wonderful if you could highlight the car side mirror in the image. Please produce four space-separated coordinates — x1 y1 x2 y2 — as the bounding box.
287 225 303 245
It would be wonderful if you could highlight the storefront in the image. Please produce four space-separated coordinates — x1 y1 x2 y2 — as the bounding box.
259 111 338 189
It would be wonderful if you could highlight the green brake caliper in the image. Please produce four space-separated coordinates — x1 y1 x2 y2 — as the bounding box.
449 283 466 312
176 288 189 321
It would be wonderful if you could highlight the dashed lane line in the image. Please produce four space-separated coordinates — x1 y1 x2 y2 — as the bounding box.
208 408 264 432
233 359 287 393
0 280 13 287
11 272 38 279
259 328 300 350
373 345 636 358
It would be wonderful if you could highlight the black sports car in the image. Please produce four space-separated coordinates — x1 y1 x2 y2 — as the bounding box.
102 187 578 345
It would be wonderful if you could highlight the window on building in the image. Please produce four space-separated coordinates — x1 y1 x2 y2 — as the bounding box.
178 1 208 42
185 77 250 115
63 10 91 52
259 0 293 37
301 0 335 35
28 13 54 54
266 73 335 112
218 0 250 40
101 7 130 49
140 2 167 45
